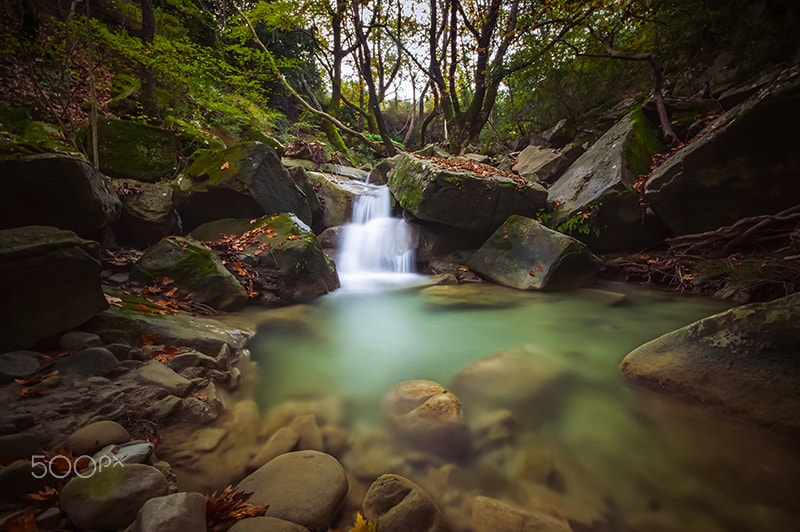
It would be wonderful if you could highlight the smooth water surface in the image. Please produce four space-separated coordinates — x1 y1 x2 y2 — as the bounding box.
242 281 800 530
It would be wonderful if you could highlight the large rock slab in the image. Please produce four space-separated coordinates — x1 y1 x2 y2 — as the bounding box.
92 119 177 182
388 152 548 236
113 179 179 247
644 71 800 235
547 108 666 251
620 292 800 438
513 144 583 184
174 142 312 232
0 226 107 351
237 450 348 531
467 215 603 291
131 236 247 311
362 474 449 532
0 154 121 237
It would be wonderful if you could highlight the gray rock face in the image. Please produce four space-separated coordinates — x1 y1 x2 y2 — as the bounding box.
54 347 119 376
0 226 108 352
131 236 247 311
388 152 548 236
133 491 207 532
137 361 193 396
620 292 800 438
60 463 169 531
362 474 450 532
645 71 800 235
304 171 361 229
175 142 312 232
114 179 179 247
467 215 603 291
0 154 121 237
92 119 178 182
237 450 348 531
513 144 583 184
66 420 131 455
382 380 470 459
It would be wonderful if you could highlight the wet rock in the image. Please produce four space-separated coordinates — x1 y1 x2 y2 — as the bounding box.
182 396 220 424
59 331 102 350
0 226 107 352
382 380 470 459
60 463 169 531
133 491 206 532
105 343 133 361
248 427 300 471
113 178 179 247
91 119 177 182
54 347 119 377
237 451 348 531
262 397 345 436
467 215 603 290
131 236 247 311
320 426 350 458
147 395 182 420
470 409 517 453
66 420 131 455
420 284 518 310
0 433 41 464
193 428 227 453
620 292 800 438
0 460 51 501
304 171 360 228
0 350 40 383
166 352 200 372
137 361 192 396
35 506 63 529
461 496 571 532
289 414 324 451
362 474 449 532
343 432 406 481
153 461 179 494
229 516 310 532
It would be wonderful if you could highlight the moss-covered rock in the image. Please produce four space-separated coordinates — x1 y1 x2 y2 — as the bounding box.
620 292 800 439
174 142 312 232
90 119 178 182
388 152 548 236
304 171 362 229
131 236 247 311
113 179 179 247
467 215 603 291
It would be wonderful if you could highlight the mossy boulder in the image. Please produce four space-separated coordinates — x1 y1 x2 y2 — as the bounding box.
0 226 107 351
90 119 178 182
644 71 800 235
174 142 312 232
305 171 363 229
467 215 603 291
547 108 667 251
620 292 800 439
0 154 121 238
113 179 179 247
131 236 247 311
388 152 548 236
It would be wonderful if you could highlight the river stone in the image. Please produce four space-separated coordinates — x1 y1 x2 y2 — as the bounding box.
644 71 800 235
237 450 348 531
382 380 470 459
451 347 568 411
0 433 41 464
59 331 103 350
60 463 169 531
133 491 206 532
174 142 312 232
0 154 121 237
0 350 40 383
131 236 247 311
620 292 800 438
467 215 603 291
137 361 192 396
166 352 200 372
248 427 300 471
229 516 310 532
362 474 449 532
147 395 182 420
462 496 571 532
0 460 52 501
113 178 179 247
66 420 131 455
54 347 119 376
288 414 324 451
388 152 548 236
0 226 108 352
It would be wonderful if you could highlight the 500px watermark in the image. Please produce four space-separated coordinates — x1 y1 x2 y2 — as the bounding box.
31 454 125 479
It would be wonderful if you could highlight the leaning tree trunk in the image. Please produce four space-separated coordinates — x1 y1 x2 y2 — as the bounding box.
139 0 157 119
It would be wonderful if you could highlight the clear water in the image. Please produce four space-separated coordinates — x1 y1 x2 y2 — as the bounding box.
242 281 800 531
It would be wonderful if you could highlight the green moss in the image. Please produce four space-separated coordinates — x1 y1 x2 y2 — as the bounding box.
624 107 662 176
81 464 128 500
89 119 178 182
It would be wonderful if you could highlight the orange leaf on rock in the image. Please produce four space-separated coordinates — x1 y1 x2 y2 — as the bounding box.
220 161 230 170
140 333 159 346
16 388 45 398
25 485 61 503
4 508 38 532
15 371 58 386
136 303 149 312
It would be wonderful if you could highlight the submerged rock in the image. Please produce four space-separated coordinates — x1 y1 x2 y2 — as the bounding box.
133 491 207 532
467 215 603 291
362 474 450 532
620 292 800 438
461 495 571 532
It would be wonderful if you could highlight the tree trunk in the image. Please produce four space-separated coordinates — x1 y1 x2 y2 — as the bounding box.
140 0 157 119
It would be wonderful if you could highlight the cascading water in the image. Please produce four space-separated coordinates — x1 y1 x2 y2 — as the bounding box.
337 178 422 292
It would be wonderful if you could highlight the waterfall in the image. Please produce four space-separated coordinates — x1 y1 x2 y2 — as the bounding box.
337 180 421 292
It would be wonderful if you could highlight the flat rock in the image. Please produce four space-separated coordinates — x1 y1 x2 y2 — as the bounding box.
133 491 206 532
66 420 131 455
137 361 192 396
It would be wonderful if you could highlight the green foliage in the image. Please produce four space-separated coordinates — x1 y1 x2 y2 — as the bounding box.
557 202 603 237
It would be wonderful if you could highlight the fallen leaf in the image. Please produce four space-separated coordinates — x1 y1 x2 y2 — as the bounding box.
25 485 61 503
16 388 45 398
220 161 230 170
14 371 58 386
3 508 38 532
140 334 159 346
105 294 123 307
206 485 269 532
136 303 150 312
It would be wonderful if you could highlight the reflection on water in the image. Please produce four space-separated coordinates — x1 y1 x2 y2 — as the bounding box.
243 281 800 531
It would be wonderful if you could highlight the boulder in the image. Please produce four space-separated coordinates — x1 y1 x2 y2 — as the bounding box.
131 236 247 311
0 154 121 237
113 179 179 247
644 71 800 235
174 142 312 232
382 380 470 459
91 119 177 182
467 215 603 291
362 474 449 532
188 217 254 241
237 450 349 531
53 347 119 377
60 463 169 531
388 152 548 236
547 108 666 251
0 226 107 352
620 292 800 438
133 491 207 532
512 144 583 184
305 171 362 229
66 420 131 455
461 495 571 532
